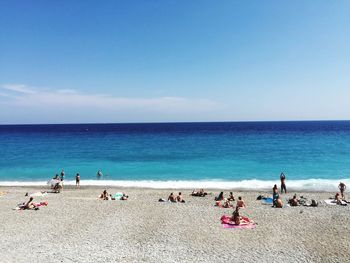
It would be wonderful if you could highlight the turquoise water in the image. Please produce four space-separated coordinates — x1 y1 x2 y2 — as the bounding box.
1 121 350 190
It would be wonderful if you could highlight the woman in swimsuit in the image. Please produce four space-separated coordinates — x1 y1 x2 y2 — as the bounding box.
236 196 246 208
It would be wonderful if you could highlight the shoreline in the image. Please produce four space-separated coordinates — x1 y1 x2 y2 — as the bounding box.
0 178 349 192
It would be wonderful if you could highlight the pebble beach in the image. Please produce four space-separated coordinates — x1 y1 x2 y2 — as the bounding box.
1 186 350 263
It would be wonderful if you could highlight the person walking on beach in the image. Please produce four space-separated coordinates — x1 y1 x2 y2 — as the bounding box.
280 172 287 194
75 173 80 188
339 182 346 199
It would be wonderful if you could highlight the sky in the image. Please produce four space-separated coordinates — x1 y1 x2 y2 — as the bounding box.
0 0 349 124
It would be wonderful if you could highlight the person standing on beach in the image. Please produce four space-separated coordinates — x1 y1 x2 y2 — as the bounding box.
339 182 346 199
76 173 80 188
280 172 287 194
60 169 65 189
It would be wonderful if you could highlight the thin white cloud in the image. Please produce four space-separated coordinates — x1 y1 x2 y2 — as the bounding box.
2 84 37 94
0 84 222 123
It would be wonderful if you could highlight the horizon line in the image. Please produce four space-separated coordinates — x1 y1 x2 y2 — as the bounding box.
1 119 350 126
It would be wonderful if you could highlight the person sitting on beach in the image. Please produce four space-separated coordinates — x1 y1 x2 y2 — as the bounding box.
289 194 299 206
168 193 177 202
53 181 62 193
100 189 109 200
177 192 185 203
272 185 279 207
53 174 60 180
275 197 283 208
75 173 80 188
232 206 241 225
236 196 246 208
215 192 224 201
335 192 342 205
228 192 235 201
339 182 346 199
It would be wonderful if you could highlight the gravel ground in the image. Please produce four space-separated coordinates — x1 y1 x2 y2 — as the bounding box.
0 186 349 263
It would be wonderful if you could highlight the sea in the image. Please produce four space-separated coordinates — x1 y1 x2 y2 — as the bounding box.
1 121 350 191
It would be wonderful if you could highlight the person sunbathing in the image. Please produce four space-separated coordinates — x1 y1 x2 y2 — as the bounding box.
120 193 128 200
23 197 37 210
236 196 246 208
191 189 207 197
215 192 224 201
168 192 177 202
289 194 299 206
177 192 185 203
100 190 109 200
228 192 235 201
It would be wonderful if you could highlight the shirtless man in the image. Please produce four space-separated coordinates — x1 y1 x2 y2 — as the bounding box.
168 193 177 202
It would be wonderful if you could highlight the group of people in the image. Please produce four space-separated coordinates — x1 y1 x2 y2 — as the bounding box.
99 189 129 201
50 169 111 189
167 192 186 203
215 191 246 208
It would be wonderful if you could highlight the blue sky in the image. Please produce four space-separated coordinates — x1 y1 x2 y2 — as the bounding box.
0 1 349 124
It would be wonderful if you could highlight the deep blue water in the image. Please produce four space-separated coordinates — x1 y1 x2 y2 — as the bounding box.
1 121 350 186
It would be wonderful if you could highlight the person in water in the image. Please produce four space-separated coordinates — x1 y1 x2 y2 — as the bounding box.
236 196 246 208
338 182 346 199
97 170 103 179
75 173 80 188
280 172 287 194
177 192 185 203
168 193 177 202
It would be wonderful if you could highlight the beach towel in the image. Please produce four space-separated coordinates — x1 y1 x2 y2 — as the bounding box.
29 192 47 197
262 197 273 204
220 215 256 229
324 199 347 206
112 192 123 199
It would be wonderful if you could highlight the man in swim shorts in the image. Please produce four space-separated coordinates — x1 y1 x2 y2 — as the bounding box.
339 182 346 199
